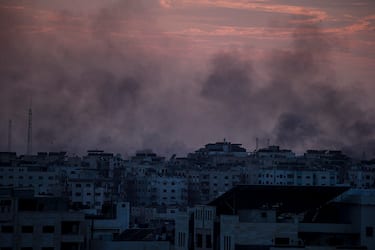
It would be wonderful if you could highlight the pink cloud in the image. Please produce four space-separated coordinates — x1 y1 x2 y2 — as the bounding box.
181 0 328 23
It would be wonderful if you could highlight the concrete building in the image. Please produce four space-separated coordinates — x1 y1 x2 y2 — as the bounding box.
175 185 375 250
189 141 248 158
348 163 375 188
257 168 338 186
0 165 61 196
151 175 188 207
255 146 295 166
88 201 130 241
0 188 88 250
91 229 171 250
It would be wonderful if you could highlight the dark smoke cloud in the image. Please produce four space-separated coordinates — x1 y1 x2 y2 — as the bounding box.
1 1 374 158
200 24 375 157
0 0 194 156
201 52 253 105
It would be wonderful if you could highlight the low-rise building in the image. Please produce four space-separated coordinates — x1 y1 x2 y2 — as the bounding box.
0 187 88 250
175 185 375 250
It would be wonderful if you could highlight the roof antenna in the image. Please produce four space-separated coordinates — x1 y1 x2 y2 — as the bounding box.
7 119 12 152
27 98 33 155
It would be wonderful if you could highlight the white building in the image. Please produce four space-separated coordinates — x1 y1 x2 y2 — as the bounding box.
257 168 338 186
151 175 188 207
348 164 375 188
0 166 61 196
90 202 130 240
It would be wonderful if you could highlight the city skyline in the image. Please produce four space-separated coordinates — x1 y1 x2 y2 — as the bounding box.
1 0 375 157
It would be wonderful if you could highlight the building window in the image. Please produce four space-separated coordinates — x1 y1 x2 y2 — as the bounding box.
196 233 203 248
43 226 55 233
178 232 185 247
86 193 91 196
21 248 33 250
261 212 267 218
41 248 54 250
75 192 81 196
206 234 212 248
76 184 81 187
1 225 13 233
366 226 373 237
224 236 231 250
61 221 80 234
275 237 290 245
22 226 34 233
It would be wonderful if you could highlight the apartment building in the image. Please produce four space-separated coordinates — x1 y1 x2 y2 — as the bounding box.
0 188 88 250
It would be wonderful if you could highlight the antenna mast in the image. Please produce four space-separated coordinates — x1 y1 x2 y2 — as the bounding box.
27 102 32 155
7 120 12 152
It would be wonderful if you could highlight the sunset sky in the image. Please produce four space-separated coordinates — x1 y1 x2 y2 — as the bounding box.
1 0 375 156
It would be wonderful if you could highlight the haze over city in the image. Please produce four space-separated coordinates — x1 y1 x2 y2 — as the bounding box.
1 0 375 157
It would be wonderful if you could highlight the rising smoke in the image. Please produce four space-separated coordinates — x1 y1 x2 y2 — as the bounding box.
200 25 375 156
1 1 374 157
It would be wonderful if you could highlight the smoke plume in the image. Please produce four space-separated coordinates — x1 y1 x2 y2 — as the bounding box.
200 25 375 156
1 1 374 157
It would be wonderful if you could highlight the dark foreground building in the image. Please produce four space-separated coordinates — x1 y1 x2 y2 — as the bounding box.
175 185 375 250
0 188 88 250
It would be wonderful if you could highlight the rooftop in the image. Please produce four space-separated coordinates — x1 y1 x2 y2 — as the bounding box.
208 185 350 215
114 229 156 241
